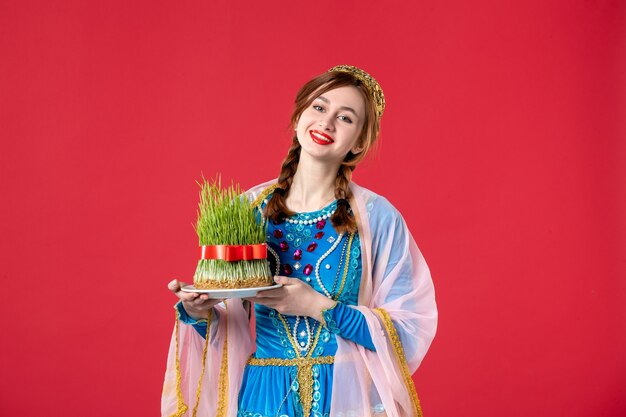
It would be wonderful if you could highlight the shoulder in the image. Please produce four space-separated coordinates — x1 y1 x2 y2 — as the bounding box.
245 179 278 204
350 182 404 225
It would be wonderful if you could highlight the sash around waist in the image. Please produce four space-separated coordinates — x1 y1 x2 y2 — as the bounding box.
246 355 334 367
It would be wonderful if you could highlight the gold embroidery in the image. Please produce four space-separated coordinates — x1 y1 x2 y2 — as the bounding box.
252 184 279 210
247 356 334 367
192 309 213 417
374 308 423 417
248 355 334 416
170 308 188 417
217 302 229 417
333 233 354 299
171 306 213 417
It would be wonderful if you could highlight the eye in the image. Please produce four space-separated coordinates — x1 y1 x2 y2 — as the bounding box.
313 105 324 112
338 115 353 124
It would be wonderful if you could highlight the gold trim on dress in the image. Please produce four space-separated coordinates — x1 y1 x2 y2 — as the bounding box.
171 306 213 417
374 308 423 417
252 183 279 210
171 308 188 417
248 355 334 417
192 308 213 417
247 355 334 367
334 233 354 299
217 301 229 417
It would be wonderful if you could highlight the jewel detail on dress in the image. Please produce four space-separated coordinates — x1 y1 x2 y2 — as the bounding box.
316 219 326 229
325 264 331 270
327 236 335 243
283 264 293 275
291 315 313 353
313 233 345 298
314 231 324 239
266 245 281 276
279 241 289 252
273 229 283 239
303 264 313 276
293 261 302 270
293 249 302 260
307 242 318 252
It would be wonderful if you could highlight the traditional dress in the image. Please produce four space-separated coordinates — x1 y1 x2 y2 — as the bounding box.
162 180 438 417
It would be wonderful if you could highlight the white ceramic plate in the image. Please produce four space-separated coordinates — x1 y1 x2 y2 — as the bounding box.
181 283 282 299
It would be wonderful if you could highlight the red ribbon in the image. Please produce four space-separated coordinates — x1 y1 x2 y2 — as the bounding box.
200 243 267 262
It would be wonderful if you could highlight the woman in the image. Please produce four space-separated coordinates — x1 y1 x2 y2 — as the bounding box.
162 65 438 417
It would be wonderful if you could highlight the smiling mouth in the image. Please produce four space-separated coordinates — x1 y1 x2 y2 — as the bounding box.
310 130 334 145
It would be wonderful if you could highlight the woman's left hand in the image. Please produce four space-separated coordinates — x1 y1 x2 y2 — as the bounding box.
247 276 336 321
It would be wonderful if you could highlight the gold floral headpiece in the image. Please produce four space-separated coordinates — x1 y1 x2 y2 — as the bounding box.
328 64 386 119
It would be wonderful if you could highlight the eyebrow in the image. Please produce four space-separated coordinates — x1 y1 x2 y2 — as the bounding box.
315 96 359 118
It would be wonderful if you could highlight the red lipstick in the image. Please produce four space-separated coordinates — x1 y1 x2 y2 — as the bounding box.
309 130 334 145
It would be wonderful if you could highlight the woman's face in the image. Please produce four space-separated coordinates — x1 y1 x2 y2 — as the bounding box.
295 85 366 165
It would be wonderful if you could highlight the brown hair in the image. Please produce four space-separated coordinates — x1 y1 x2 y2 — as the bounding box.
264 71 382 234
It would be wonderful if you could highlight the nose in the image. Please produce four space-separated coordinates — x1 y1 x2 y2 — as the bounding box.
318 113 335 131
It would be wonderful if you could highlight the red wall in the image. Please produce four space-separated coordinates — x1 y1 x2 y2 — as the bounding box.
1 1 624 416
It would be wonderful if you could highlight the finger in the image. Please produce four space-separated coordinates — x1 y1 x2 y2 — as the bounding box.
192 295 213 305
168 279 181 292
177 290 200 301
169 279 193 293
249 297 277 308
274 276 288 285
274 276 298 286
255 288 285 298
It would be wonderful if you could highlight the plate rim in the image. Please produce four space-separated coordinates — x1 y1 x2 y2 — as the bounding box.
180 283 282 298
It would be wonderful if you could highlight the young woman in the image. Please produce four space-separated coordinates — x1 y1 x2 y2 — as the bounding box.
162 65 438 417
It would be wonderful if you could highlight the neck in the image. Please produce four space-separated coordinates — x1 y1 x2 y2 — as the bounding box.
287 155 342 212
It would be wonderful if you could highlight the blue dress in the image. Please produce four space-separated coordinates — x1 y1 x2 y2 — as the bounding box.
178 198 375 417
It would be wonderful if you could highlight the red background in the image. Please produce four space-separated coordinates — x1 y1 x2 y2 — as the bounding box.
1 1 624 416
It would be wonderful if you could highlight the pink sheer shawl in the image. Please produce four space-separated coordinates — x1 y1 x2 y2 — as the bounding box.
162 180 438 417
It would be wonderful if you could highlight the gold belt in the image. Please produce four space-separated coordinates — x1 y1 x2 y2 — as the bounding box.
247 355 334 367
246 356 334 416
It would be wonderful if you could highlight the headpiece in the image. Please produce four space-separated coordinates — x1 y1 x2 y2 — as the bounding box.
328 64 386 119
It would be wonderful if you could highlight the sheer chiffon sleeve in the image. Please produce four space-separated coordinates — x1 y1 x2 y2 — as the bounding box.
329 184 438 417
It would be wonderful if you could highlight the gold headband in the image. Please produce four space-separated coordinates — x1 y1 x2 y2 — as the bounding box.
328 64 386 119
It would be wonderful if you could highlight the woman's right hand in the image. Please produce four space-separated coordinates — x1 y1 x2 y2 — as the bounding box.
168 279 222 320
